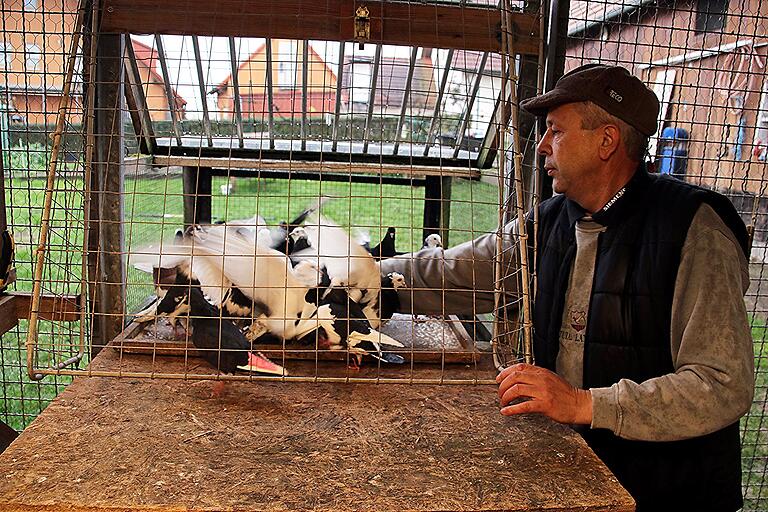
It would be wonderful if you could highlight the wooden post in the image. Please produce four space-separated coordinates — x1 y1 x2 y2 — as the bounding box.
89 33 126 355
182 166 212 229
539 0 571 202
422 175 452 247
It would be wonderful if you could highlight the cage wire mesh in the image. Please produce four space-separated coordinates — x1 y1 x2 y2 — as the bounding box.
12 0 534 391
0 0 85 430
6 0 767 507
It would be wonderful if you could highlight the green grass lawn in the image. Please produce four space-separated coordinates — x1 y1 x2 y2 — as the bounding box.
742 317 768 510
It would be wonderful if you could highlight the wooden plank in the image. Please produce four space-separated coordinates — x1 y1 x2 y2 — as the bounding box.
154 155 480 179
0 347 634 511
8 292 82 322
101 0 540 55
0 295 19 335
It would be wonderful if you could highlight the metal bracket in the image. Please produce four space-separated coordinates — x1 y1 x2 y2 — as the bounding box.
354 6 370 49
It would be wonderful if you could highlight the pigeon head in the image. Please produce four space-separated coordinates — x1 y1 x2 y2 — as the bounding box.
385 272 406 290
156 284 189 315
424 234 443 249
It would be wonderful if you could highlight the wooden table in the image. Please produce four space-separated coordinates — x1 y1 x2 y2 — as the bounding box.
0 348 634 511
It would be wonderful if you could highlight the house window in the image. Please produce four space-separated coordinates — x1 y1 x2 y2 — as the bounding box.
695 0 728 33
277 40 298 89
25 44 41 71
23 0 38 10
0 43 12 71
350 61 372 105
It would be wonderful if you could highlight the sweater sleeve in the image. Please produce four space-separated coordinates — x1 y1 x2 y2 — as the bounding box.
379 221 520 316
590 203 755 441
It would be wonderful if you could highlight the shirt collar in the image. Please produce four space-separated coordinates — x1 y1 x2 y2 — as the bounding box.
565 163 651 228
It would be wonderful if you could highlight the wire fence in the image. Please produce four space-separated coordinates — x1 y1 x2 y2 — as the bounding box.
562 0 767 508
1 0 767 509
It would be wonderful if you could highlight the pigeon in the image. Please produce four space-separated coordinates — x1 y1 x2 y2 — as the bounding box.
370 227 397 259
270 197 330 254
304 271 404 366
297 215 383 327
379 271 406 323
131 226 327 342
177 226 338 342
156 284 250 374
209 197 327 256
423 233 443 249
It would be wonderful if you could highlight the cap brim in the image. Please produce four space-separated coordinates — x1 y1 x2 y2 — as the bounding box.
520 89 585 116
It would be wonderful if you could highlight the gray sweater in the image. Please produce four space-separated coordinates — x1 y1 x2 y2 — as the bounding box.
381 203 754 441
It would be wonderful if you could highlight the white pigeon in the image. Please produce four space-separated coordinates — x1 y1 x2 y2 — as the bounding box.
423 233 443 249
296 215 383 327
177 227 337 341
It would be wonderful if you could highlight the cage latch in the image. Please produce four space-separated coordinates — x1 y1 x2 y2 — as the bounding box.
354 6 370 49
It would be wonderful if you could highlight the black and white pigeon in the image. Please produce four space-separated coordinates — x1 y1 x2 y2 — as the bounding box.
359 227 404 260
379 271 406 323
370 227 398 260
297 215 383 327
180 226 337 341
304 269 404 365
156 284 250 374
133 214 406 362
423 233 443 249
268 197 330 254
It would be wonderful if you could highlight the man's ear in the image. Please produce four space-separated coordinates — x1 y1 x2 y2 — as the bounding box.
598 124 621 161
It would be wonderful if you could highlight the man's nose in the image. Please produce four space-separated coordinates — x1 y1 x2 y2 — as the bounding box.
537 132 551 155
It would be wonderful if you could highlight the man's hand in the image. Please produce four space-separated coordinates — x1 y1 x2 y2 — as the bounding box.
496 363 593 425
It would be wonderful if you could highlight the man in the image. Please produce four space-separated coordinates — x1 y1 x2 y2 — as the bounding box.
381 64 754 511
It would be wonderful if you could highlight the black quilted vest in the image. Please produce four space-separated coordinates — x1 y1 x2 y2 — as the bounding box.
530 167 748 511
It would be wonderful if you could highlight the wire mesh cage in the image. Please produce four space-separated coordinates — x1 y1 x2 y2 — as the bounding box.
3 0 768 508
9 0 538 392
0 0 85 430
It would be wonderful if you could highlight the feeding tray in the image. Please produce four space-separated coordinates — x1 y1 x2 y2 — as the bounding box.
114 309 489 365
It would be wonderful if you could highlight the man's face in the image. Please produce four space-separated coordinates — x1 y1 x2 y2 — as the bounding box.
537 103 604 204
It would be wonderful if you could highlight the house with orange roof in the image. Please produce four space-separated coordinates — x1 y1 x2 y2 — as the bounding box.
0 1 186 126
130 38 187 122
0 0 80 125
211 39 337 121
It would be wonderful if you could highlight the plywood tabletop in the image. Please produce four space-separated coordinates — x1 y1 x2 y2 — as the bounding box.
0 348 634 512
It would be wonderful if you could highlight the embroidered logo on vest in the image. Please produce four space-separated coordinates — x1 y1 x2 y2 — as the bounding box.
601 186 626 212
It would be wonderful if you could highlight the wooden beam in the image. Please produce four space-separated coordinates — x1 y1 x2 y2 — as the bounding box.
91 33 127 355
0 293 82 337
12 292 82 322
0 295 18 336
423 175 452 246
100 0 540 55
154 155 480 179
182 166 212 229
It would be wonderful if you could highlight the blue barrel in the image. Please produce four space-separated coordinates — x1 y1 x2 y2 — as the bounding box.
658 127 689 178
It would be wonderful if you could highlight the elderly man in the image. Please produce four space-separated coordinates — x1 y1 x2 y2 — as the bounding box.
382 64 754 511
